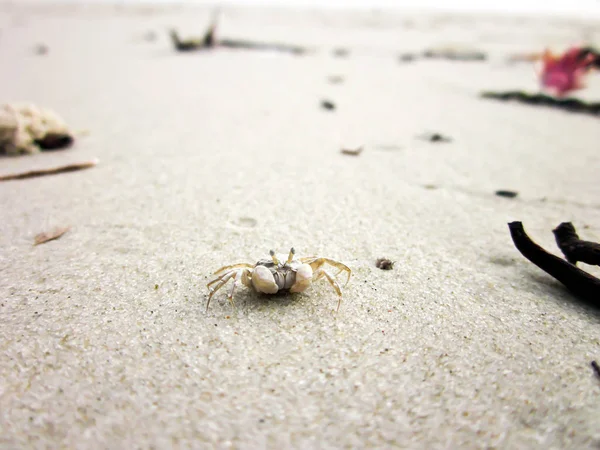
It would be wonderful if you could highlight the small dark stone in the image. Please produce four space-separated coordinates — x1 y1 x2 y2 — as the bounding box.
332 48 349 58
321 100 336 111
376 258 394 270
481 90 600 116
34 44 49 55
495 190 518 198
553 222 600 266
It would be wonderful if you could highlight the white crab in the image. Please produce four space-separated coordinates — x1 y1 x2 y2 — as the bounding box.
206 248 351 311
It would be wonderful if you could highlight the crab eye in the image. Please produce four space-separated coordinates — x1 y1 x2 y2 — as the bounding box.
269 250 280 265
286 248 295 264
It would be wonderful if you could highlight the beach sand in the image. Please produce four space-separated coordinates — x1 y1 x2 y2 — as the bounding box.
1 2 600 448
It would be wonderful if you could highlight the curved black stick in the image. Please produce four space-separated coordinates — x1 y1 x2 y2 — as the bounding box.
552 222 600 266
508 221 600 303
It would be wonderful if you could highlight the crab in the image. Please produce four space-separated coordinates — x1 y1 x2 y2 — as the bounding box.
206 248 351 311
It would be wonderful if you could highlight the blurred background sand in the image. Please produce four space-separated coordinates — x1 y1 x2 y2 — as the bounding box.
1 2 599 448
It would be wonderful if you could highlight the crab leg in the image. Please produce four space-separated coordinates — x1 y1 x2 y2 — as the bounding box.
206 270 238 311
213 263 254 275
207 269 235 289
313 268 343 312
227 269 248 307
301 257 352 286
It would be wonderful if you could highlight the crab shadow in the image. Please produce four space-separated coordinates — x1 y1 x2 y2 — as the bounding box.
208 290 314 314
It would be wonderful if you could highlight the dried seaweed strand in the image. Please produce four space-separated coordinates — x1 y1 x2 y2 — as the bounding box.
481 91 600 116
0 159 98 182
508 221 600 303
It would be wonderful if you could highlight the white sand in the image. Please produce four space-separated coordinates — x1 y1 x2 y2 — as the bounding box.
1 3 600 448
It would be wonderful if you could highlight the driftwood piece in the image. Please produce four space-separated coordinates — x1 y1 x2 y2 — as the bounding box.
0 158 98 181
508 221 600 303
552 222 600 266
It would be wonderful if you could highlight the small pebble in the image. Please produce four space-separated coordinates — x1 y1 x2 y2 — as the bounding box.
321 100 336 111
327 75 345 84
34 44 49 55
332 48 349 58
376 258 394 270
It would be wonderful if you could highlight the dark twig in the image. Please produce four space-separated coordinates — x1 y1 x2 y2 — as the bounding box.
340 146 363 156
482 91 600 116
0 159 98 181
552 222 600 266
170 16 305 55
417 132 452 143
508 221 600 303
495 190 518 198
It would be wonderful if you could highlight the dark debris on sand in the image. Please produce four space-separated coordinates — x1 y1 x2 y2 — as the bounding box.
399 48 486 63
376 258 395 270
552 222 600 267
321 100 336 111
481 91 600 116
418 132 452 143
495 190 518 198
508 221 600 304
170 17 306 55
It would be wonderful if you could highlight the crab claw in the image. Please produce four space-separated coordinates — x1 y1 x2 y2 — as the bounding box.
290 264 313 293
252 265 279 294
